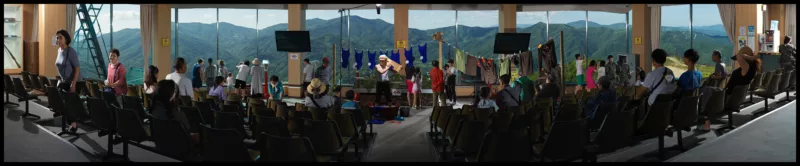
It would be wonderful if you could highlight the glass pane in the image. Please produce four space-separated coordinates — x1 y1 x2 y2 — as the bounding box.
455 11 499 84
176 8 217 77
692 4 734 77
72 4 112 80
548 11 586 83
217 9 259 84
516 11 548 79
660 5 691 76
409 10 455 88
109 4 140 84
256 9 288 83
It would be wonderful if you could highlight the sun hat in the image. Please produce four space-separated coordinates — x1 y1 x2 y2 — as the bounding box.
307 78 327 95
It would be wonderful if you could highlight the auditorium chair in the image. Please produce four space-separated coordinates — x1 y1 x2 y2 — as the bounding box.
201 125 256 162
45 86 76 136
700 88 726 130
258 133 318 162
635 94 674 160
304 120 356 162
667 95 699 151
87 81 100 98
475 129 534 162
460 105 473 115
555 104 581 122
717 85 749 132
20 71 33 90
743 72 764 105
122 96 148 124
255 116 291 138
534 98 554 139
473 108 494 122
4 75 19 107
87 97 123 160
179 106 205 134
449 120 487 161
127 85 140 98
115 107 152 161
587 107 635 159
434 106 454 143
151 117 198 161
441 114 475 160
537 118 589 162
754 72 783 111
101 91 121 109
178 96 193 107
309 107 332 121
342 108 369 136
12 78 44 119
588 102 617 132
38 75 50 89
214 111 248 139
28 73 45 93
778 69 795 102
328 113 362 161
488 111 513 132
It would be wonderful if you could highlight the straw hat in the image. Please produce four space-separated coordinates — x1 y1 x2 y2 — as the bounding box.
307 78 327 95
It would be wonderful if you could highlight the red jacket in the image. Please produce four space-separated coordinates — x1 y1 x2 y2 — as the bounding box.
430 67 444 92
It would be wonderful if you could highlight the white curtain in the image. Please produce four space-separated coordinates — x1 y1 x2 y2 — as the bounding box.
65 4 76 46
717 4 736 54
140 5 155 75
786 4 796 44
650 6 661 51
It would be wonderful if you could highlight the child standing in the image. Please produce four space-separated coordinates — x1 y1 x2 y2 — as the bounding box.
575 54 585 94
411 67 422 109
586 60 597 90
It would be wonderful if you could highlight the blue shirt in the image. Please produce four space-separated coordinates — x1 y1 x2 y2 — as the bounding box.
267 81 283 101
584 89 618 119
192 63 203 81
342 101 358 110
55 47 83 83
678 70 702 91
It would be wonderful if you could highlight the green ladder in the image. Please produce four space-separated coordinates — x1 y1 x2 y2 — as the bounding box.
74 4 107 79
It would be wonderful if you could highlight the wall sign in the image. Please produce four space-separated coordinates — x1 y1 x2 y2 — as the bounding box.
634 37 643 45
395 40 407 48
161 38 169 47
739 26 746 36
290 53 299 60
747 26 755 37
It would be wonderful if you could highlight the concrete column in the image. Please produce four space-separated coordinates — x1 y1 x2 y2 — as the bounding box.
499 4 517 33
631 4 652 72
152 4 172 80
37 4 67 77
394 4 409 67
285 4 306 97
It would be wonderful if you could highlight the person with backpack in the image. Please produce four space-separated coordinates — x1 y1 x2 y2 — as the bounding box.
495 74 521 110
642 49 677 106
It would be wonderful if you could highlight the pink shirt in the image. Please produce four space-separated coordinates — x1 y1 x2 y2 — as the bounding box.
107 63 128 96
586 66 596 89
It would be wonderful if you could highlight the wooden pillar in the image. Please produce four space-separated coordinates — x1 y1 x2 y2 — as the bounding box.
20 4 37 74
152 4 172 80
285 4 306 97
37 4 67 77
631 4 652 72
394 4 409 67
499 4 517 33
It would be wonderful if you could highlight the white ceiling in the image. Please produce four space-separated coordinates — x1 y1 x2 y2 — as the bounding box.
171 4 632 13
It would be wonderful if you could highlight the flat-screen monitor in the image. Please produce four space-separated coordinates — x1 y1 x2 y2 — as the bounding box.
493 33 531 54
275 31 311 52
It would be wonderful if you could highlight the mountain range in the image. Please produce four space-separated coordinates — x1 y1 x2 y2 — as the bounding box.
73 15 733 85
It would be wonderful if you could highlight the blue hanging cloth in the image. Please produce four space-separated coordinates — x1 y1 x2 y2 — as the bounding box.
390 49 401 70
418 43 428 64
341 48 350 68
404 47 414 69
355 50 364 70
368 50 377 70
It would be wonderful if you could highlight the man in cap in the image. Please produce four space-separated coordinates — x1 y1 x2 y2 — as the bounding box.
375 55 395 104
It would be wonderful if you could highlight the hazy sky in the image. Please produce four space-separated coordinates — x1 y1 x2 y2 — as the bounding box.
93 4 722 33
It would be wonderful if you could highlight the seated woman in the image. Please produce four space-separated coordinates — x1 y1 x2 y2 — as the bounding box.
476 86 499 112
305 78 335 109
584 77 617 120
342 90 359 110
208 76 227 101
150 80 196 141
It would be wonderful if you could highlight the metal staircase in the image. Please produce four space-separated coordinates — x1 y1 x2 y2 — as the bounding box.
73 4 107 79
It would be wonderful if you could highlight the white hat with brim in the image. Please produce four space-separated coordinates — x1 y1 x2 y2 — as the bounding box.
307 78 327 95
379 55 389 60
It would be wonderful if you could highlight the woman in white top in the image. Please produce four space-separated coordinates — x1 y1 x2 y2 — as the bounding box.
305 78 335 109
235 61 251 96
411 67 422 109
218 60 229 78
143 65 159 95
476 87 499 111
249 58 265 98
597 60 607 82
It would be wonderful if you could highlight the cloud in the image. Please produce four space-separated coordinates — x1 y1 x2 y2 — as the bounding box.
113 10 140 21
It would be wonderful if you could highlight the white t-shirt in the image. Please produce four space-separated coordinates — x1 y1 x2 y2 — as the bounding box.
576 60 584 75
166 72 194 97
643 66 676 105
477 99 499 111
305 95 336 108
236 64 250 81
376 64 392 81
597 67 606 79
303 64 314 82
226 76 235 89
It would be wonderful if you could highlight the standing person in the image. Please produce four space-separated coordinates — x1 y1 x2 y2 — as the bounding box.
55 29 86 132
315 57 332 95
677 49 703 94
446 60 457 103
249 58 264 98
302 58 314 98
375 55 394 104
643 49 677 106
597 60 607 82
226 73 234 92
575 54 585 94
192 58 204 91
165 57 194 100
405 61 416 106
430 61 445 107
144 65 159 95
205 58 217 87
217 60 228 78
104 49 127 97
605 55 618 86
779 36 796 89
235 61 251 96
411 67 422 109
208 76 227 101
267 75 283 103
586 60 597 90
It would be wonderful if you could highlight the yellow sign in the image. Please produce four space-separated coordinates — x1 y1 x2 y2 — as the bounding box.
395 40 407 48
634 37 642 45
511 68 520 81
161 38 170 47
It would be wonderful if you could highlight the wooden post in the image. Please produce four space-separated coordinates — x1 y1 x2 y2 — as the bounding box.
333 44 337 93
439 41 443 68
560 31 565 95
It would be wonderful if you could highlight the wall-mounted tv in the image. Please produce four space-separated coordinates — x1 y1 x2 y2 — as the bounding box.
275 31 311 52
493 33 531 54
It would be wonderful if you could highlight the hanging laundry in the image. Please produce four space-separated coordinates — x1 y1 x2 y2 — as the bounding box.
538 39 557 75
454 49 467 73
498 57 510 77
464 54 479 76
479 58 498 85
341 48 350 69
368 50 377 70
418 43 428 64
390 49 401 70
355 50 364 70
404 47 414 68
519 51 534 76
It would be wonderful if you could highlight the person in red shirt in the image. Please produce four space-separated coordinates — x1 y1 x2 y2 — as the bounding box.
429 61 445 107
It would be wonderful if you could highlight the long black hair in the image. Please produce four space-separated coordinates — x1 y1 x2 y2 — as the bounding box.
145 65 159 87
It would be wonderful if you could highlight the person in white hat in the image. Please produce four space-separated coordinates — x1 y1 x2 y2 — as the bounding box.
375 54 394 104
305 78 335 108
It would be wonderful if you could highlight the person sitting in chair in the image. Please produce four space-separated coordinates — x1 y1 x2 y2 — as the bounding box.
305 78 335 109
342 90 359 110
584 77 617 120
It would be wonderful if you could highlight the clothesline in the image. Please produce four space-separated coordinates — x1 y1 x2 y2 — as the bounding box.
345 40 438 53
